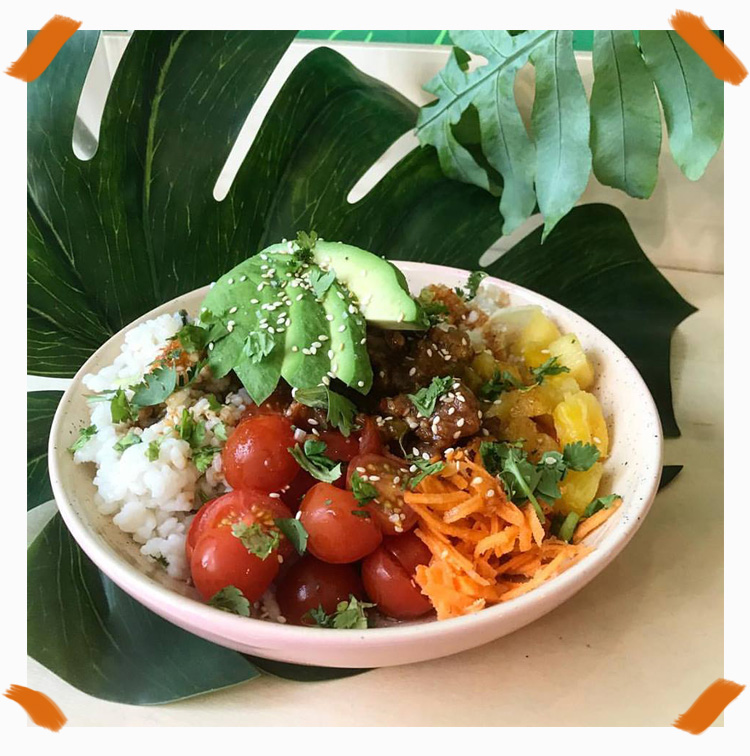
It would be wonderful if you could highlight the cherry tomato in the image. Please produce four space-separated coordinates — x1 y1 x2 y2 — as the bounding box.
222 414 298 492
357 417 383 456
186 489 294 562
275 556 364 626
346 454 417 535
283 469 319 512
299 482 382 563
362 532 433 620
316 430 360 462
191 526 280 602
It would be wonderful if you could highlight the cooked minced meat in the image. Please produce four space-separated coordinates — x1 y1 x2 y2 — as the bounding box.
379 378 481 454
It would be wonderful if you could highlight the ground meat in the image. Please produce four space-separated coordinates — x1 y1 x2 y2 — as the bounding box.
379 379 481 454
367 325 475 399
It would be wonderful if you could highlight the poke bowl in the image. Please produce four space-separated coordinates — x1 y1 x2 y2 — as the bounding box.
48 239 663 668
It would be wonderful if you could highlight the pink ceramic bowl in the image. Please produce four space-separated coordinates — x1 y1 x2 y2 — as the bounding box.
48 261 663 668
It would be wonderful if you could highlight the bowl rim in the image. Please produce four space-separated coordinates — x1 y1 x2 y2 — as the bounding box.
48 260 664 650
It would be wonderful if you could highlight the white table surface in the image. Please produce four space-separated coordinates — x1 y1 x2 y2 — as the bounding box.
26 267 723 726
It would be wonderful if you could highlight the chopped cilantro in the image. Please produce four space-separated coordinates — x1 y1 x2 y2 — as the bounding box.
479 369 525 400
309 268 336 299
583 494 620 518
208 585 251 617
192 445 220 473
350 472 378 506
113 429 142 453
305 595 375 629
175 409 205 449
212 421 227 442
408 459 446 489
130 365 177 407
530 355 570 383
455 270 487 300
417 289 449 325
350 509 371 518
294 386 358 437
69 425 97 454
562 441 600 472
205 394 222 412
242 331 275 364
294 230 318 258
110 388 137 423
231 521 280 560
288 439 342 483
407 375 454 417
146 439 162 462
176 323 210 353
480 441 545 521
274 517 308 555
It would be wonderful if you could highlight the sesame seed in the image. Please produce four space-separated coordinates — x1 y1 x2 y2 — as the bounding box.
453 431 461 439
269 492 281 498
427 349 433 357
356 467 366 473
448 407 455 415
339 343 345 351
357 381 364 388
319 335 329 341
370 475 381 482
326 315 334 322
593 436 602 444
412 448 420 457
268 327 275 334
471 476 483 486
328 350 334 359
486 489 495 498
227 278 234 284
457 418 465 428
229 307 238 314
296 293 304 301
291 345 299 353
208 343 214 351
393 476 400 484
338 325 346 332
240 275 247 282
321 376 330 386
360 338 366 345
309 419 318 426
422 452 430 461
397 312 404 322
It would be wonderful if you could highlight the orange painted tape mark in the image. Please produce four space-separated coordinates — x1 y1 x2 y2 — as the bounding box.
5 15 81 82
4 684 67 731
673 678 745 734
670 10 747 85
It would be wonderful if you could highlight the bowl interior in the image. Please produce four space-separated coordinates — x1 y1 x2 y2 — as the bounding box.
48 261 663 664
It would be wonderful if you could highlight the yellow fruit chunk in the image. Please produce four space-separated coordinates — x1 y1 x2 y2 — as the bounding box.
497 417 559 462
547 333 595 389
558 463 604 516
514 309 561 356
471 350 499 381
553 391 609 457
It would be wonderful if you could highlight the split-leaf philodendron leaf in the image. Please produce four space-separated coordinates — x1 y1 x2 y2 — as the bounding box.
416 29 723 237
27 30 695 701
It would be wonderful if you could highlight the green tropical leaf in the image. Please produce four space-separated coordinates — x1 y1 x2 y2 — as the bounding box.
27 391 62 510
416 29 721 232
590 30 662 198
639 30 724 181
28 514 262 704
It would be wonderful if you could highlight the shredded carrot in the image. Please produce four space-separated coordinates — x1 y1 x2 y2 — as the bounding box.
405 442 621 620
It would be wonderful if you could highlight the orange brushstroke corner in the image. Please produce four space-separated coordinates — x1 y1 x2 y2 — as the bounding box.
670 10 747 85
4 684 67 731
5 14 81 83
673 678 745 734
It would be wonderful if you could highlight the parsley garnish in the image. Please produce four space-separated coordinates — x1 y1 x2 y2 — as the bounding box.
274 517 308 555
305 595 375 629
69 425 97 454
530 356 570 382
113 429 142 453
175 409 205 449
294 230 318 258
562 441 600 472
212 421 227 442
417 289 449 325
130 365 177 407
192 446 220 473
242 331 275 364
350 472 378 506
288 439 342 483
479 357 570 401
309 268 336 299
146 438 162 461
110 388 138 423
206 394 222 412
208 585 251 617
408 459 446 489
294 386 358 437
231 522 280 560
455 270 487 301
176 323 210 353
583 494 620 518
407 375 454 417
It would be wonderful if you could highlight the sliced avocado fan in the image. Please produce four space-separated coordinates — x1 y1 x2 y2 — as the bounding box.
199 236 426 404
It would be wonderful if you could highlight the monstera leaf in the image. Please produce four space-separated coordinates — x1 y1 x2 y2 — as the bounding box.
416 29 723 237
27 30 694 702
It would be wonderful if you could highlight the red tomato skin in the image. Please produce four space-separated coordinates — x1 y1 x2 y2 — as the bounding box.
299 483 382 564
362 541 433 620
222 414 298 492
275 557 364 626
346 454 418 536
316 430 360 462
357 417 383 456
191 527 280 602
283 469 319 512
186 489 294 562
383 530 432 575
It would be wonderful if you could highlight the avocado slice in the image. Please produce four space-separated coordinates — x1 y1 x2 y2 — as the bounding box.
322 280 373 394
312 241 427 330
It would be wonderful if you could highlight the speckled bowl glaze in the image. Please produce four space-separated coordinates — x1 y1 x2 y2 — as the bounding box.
49 261 663 668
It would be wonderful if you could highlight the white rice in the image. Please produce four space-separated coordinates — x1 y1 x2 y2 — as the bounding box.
73 312 246 580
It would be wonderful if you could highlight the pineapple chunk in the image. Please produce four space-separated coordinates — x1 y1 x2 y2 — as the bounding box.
497 416 559 462
558 463 604 516
514 309 561 356
553 391 609 457
471 350 499 381
547 333 595 389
